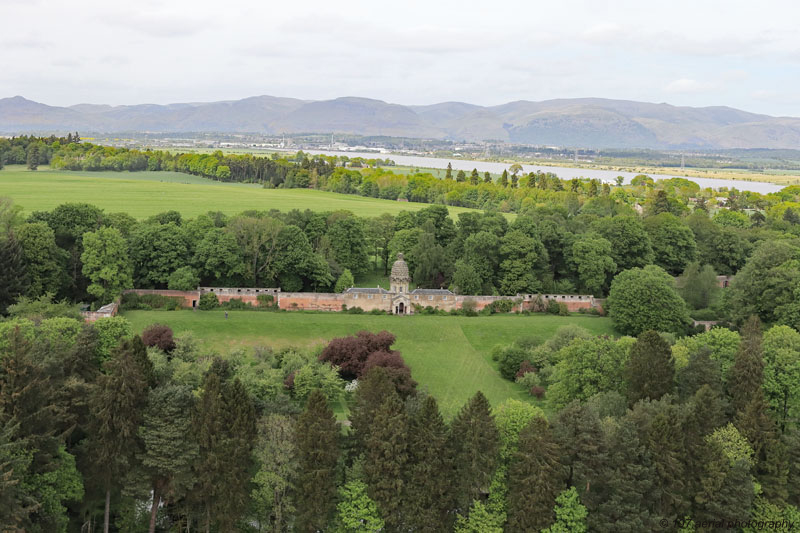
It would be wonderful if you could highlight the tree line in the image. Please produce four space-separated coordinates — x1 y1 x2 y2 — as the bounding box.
2 303 800 531
7 135 800 215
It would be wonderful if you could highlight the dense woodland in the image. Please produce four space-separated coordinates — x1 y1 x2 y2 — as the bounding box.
3 135 800 530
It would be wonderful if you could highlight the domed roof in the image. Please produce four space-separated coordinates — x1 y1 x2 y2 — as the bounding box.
390 253 411 282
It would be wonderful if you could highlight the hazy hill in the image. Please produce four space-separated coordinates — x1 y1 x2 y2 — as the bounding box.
2 94 800 149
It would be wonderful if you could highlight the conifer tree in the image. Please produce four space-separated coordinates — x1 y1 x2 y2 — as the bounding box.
470 168 479 185
456 169 466 182
784 429 800 507
506 417 564 533
138 384 198 533
334 480 384 532
364 391 409 531
728 316 765 414
405 395 452 532
26 143 39 170
0 419 36 529
499 169 509 187
694 428 754 523
677 346 723 400
348 366 395 456
641 401 690 523
449 391 500 512
0 232 28 314
445 162 453 180
191 359 257 532
90 339 150 533
543 487 588 533
591 418 657 532
218 377 257 530
483 171 492 183
626 330 675 404
295 389 339 533
552 402 606 499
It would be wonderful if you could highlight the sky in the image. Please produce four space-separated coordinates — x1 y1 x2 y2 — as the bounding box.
2 0 800 116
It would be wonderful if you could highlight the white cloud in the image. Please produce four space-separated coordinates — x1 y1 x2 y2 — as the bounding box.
1 0 800 116
664 79 717 94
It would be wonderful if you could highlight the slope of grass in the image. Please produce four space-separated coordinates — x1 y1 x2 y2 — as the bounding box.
123 310 615 416
0 166 495 219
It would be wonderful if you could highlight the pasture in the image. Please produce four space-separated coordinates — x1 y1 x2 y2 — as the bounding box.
0 166 490 219
123 310 616 417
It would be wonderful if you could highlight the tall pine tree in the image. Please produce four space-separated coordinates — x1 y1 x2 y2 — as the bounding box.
506 417 565 532
364 391 409 531
348 367 395 457
626 330 675 404
0 232 28 314
138 384 198 533
295 389 339 533
449 391 500 513
89 338 150 533
191 359 256 532
729 316 765 414
405 395 452 532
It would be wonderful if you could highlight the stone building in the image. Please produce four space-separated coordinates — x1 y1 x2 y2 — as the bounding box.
124 253 604 314
343 253 457 314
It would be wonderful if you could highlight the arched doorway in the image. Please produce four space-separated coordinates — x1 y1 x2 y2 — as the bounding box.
398 302 405 314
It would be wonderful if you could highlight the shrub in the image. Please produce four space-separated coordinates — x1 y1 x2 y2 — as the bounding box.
198 292 219 310
497 345 529 380
346 306 364 314
369 308 387 315
363 350 417 397
515 360 536 379
334 269 355 293
530 386 546 399
516 371 540 391
141 323 176 353
222 298 251 310
557 303 570 316
461 299 478 316
93 316 133 362
121 293 182 311
257 294 275 307
547 299 561 314
488 299 516 314
319 330 397 378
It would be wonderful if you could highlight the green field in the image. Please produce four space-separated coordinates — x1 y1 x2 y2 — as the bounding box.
123 310 615 416
0 166 489 219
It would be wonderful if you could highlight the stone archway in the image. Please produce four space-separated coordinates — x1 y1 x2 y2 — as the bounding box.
398 302 405 315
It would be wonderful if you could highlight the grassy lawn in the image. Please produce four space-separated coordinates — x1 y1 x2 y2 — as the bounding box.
0 166 492 219
123 310 615 417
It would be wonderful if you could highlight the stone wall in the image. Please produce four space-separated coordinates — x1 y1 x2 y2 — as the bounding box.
200 287 280 306
124 289 201 308
122 287 603 314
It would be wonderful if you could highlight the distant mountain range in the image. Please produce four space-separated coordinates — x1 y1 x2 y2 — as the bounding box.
2 95 800 150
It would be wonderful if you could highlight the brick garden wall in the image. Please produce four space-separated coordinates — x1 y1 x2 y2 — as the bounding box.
122 288 603 313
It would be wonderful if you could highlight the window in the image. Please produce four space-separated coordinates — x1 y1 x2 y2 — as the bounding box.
428 295 434 301
415 295 419 300
383 295 387 299
443 296 448 301
368 294 373 299
353 294 358 299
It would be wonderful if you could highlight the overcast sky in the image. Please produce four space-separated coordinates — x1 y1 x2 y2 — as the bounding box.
2 0 799 116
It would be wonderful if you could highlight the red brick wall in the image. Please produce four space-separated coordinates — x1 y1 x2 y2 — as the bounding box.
279 293 347 311
124 289 200 308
